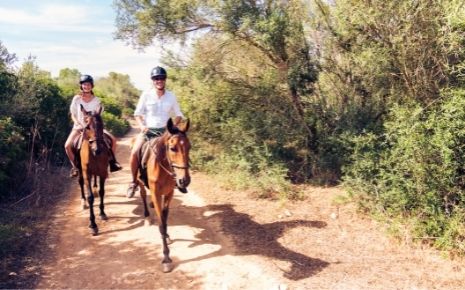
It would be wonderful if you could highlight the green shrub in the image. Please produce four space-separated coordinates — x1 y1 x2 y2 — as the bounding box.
344 90 465 254
102 112 130 137
100 96 123 116
0 117 26 200
191 136 292 200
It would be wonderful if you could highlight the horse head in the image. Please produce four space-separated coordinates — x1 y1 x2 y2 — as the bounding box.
80 104 105 156
165 118 191 192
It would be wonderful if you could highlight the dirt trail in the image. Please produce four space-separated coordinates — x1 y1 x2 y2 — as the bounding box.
36 125 465 289
36 126 282 289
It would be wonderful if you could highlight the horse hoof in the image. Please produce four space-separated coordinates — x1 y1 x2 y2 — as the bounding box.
90 227 98 236
100 214 108 221
144 218 152 227
162 263 173 273
177 187 188 194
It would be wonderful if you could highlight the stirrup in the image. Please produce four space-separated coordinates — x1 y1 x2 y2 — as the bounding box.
126 182 138 198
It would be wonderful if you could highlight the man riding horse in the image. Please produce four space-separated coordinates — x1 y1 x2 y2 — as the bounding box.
127 66 185 197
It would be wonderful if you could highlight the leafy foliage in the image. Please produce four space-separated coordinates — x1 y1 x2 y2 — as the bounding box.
344 90 465 253
94 72 140 112
0 117 25 194
311 0 465 253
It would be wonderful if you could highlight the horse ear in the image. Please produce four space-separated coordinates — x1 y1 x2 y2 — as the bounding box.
97 106 103 115
80 104 86 114
167 118 176 134
180 118 190 133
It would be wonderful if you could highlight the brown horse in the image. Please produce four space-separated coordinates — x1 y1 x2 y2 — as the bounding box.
77 104 109 236
137 118 191 272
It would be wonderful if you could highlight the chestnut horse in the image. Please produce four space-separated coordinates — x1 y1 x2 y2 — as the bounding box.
78 104 109 236
137 118 191 272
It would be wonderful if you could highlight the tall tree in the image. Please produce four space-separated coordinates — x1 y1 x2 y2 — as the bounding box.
313 0 463 110
114 0 319 150
0 41 17 118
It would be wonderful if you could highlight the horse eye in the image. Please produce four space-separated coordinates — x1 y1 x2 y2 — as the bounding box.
170 147 178 152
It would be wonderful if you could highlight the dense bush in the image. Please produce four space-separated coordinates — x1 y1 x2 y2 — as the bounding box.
344 90 465 253
102 111 130 137
0 117 26 196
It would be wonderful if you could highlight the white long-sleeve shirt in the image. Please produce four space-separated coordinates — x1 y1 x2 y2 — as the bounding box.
134 88 184 128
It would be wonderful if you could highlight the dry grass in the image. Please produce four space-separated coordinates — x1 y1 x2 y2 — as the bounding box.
0 165 72 289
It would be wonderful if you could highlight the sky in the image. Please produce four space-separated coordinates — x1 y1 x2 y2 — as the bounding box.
0 0 183 90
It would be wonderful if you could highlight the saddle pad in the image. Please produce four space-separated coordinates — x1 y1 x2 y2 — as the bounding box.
72 132 112 151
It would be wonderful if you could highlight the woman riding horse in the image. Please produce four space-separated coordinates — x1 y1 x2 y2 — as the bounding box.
64 74 122 178
78 104 111 235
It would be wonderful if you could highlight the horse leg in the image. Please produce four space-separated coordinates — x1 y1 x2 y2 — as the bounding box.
151 192 173 273
99 177 108 220
78 173 87 210
139 181 150 225
86 177 98 236
162 193 173 245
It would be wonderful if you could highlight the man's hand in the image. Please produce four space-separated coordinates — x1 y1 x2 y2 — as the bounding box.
135 116 146 132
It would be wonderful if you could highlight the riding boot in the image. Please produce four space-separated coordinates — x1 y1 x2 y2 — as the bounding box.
110 160 122 172
108 149 122 172
70 155 79 178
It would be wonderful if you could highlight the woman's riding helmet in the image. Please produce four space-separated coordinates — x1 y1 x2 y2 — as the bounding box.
150 66 167 79
79 74 94 85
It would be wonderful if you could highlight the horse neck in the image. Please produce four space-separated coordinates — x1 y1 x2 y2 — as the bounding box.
154 133 169 165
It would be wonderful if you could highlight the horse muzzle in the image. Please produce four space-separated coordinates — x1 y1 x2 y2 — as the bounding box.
176 175 190 191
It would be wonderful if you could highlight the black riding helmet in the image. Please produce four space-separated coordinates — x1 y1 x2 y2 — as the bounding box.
79 74 94 86
150 66 167 79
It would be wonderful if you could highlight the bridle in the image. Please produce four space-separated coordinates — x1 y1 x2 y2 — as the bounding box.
82 113 105 153
158 133 190 179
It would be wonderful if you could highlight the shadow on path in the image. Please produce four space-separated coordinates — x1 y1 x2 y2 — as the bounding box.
132 195 330 281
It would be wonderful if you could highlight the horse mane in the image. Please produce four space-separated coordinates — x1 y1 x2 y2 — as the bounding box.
153 132 169 164
93 113 104 135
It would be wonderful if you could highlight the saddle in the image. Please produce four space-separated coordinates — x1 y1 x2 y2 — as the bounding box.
138 136 163 188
